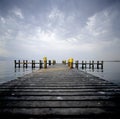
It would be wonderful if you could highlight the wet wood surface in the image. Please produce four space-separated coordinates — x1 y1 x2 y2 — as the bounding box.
0 64 120 118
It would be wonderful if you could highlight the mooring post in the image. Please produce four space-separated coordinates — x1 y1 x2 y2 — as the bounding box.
85 61 87 68
23 60 25 68
32 60 34 68
43 57 47 68
54 60 56 64
14 60 17 68
69 58 73 69
89 61 91 69
82 60 84 69
49 60 51 65
32 60 35 68
97 61 99 69
18 60 20 68
52 60 53 65
39 60 42 69
52 60 54 65
64 60 66 65
26 60 28 68
101 61 103 69
92 60 94 69
75 60 79 69
34 60 35 68
53 60 56 65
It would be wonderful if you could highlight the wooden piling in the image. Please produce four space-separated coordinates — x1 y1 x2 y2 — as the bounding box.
49 60 51 66
82 60 84 69
14 59 103 69
14 60 16 68
32 60 33 68
89 61 91 69
43 57 47 68
92 60 94 69
97 61 99 69
53 60 56 65
34 60 35 68
39 60 42 69
64 60 66 65
23 60 25 68
69 58 73 69
32 60 35 68
85 61 87 68
26 60 28 68
75 60 79 69
62 60 66 65
101 61 103 69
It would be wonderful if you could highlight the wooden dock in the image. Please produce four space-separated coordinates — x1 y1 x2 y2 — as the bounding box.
0 64 120 118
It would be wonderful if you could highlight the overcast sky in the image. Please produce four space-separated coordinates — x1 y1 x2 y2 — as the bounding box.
0 0 120 61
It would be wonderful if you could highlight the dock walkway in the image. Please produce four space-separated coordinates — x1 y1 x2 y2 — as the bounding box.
0 64 120 118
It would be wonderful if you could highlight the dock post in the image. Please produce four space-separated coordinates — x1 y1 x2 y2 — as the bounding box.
34 60 35 68
64 60 66 65
82 61 84 69
49 60 51 65
97 61 99 69
85 61 87 69
54 60 56 65
69 58 73 69
18 60 20 68
39 60 42 69
53 60 56 65
32 60 35 68
101 61 103 69
43 57 47 68
23 60 25 68
14 60 17 68
26 60 28 68
32 60 34 68
89 61 91 69
92 60 94 69
52 60 54 65
75 60 79 69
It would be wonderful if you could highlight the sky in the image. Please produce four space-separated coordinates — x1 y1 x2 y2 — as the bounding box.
0 0 120 62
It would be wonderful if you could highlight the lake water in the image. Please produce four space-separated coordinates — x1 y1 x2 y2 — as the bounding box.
0 61 120 85
79 61 120 85
0 61 39 84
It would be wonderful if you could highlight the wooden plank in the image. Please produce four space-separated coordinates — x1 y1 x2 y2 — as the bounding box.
0 63 120 118
0 95 113 101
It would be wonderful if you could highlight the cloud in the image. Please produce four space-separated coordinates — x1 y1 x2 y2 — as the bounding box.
9 7 24 19
0 1 120 61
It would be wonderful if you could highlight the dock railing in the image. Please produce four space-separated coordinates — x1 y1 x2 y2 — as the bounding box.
62 59 103 69
14 59 56 68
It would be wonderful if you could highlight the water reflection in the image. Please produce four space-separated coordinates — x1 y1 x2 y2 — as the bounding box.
80 61 120 85
14 67 37 73
81 66 103 72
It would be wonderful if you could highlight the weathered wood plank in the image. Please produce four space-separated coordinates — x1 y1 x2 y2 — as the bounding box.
0 63 120 118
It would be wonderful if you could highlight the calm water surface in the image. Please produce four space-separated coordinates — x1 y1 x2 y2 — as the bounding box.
0 61 120 85
80 61 120 85
0 61 38 84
